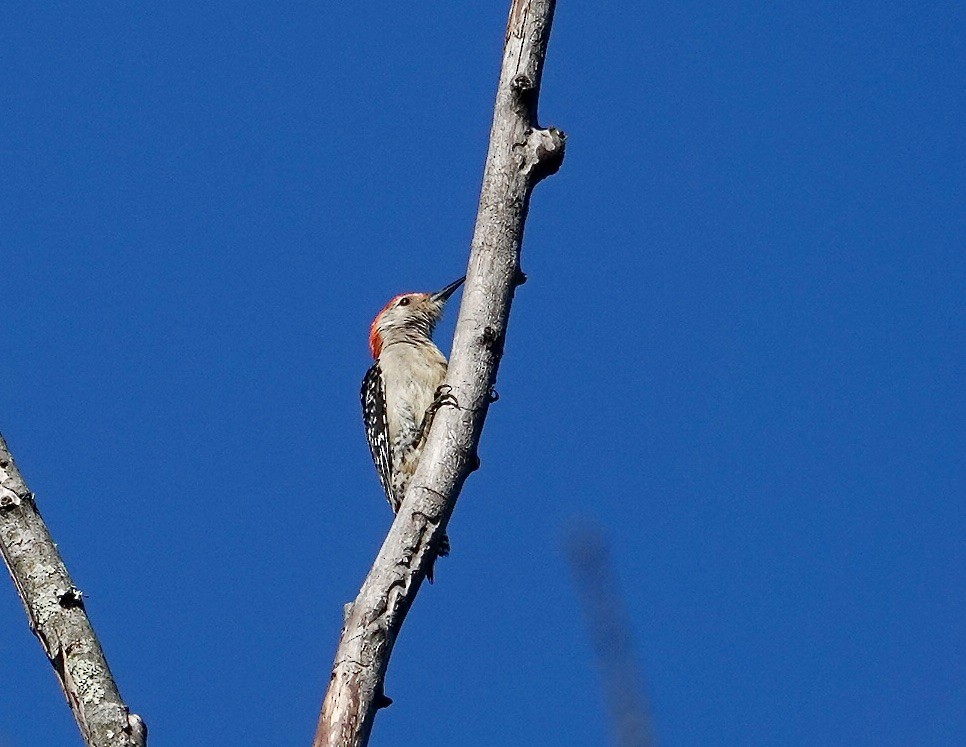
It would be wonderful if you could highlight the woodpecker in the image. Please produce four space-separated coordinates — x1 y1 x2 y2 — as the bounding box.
361 276 464 578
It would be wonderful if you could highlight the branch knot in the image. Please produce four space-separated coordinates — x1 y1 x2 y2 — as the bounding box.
521 126 566 181
512 73 534 93
58 586 86 610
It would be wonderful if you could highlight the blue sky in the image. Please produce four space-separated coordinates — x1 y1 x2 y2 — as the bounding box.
1 2 963 745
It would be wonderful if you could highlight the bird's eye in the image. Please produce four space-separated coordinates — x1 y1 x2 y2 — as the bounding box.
398 297 410 306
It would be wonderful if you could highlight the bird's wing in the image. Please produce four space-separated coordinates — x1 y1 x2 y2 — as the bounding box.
361 362 397 511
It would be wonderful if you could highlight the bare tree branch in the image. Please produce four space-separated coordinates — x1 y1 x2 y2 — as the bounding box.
313 1 564 745
0 434 147 747
567 524 654 747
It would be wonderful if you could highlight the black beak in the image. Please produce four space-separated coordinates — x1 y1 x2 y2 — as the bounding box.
430 276 465 303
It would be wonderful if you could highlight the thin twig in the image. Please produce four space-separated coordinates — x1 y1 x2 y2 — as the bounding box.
313 1 564 745
567 524 654 747
0 434 146 747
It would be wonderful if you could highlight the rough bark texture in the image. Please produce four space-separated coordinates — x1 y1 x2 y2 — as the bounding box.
0 434 147 747
313 1 564 745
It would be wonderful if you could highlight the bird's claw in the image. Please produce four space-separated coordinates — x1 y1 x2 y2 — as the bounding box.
433 384 460 410
412 386 460 448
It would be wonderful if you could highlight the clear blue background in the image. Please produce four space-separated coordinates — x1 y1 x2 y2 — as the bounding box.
1 2 963 745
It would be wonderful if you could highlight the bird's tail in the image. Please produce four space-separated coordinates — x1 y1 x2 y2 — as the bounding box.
426 531 450 584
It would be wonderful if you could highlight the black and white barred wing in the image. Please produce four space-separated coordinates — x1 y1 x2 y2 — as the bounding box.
361 362 397 510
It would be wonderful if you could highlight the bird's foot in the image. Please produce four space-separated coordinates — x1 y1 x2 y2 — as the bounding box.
412 385 459 449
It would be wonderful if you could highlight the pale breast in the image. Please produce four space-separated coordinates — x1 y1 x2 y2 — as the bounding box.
380 343 448 445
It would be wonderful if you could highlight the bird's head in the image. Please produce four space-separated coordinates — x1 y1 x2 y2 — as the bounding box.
368 276 465 358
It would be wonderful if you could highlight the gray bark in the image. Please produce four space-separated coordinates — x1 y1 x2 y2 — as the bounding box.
0 434 147 747
313 1 564 745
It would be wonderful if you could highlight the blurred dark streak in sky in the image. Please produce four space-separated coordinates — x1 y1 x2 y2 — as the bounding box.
566 522 654 747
